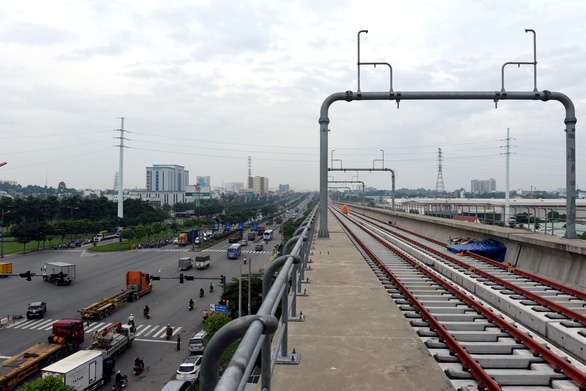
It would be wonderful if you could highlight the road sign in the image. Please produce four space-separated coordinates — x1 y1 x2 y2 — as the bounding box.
238 222 243 231
209 304 227 313
253 222 257 230
226 222 231 230
214 222 219 230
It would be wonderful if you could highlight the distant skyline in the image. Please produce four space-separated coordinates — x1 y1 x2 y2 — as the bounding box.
1 1 585 193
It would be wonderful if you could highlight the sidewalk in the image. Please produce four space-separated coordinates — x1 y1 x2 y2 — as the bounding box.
269 210 455 390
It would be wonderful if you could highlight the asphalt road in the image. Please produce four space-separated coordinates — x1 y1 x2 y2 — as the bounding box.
0 230 282 391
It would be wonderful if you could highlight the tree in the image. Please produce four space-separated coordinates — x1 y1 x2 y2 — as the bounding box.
10 222 37 253
21 374 76 390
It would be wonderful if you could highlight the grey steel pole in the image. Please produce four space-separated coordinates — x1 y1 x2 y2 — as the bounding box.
117 117 124 218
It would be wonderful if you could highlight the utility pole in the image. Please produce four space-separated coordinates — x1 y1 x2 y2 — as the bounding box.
115 117 126 219
505 128 511 225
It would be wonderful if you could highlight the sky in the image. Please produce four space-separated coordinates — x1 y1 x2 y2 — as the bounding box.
0 0 585 194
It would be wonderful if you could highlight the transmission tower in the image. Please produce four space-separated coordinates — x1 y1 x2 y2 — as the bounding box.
435 148 446 193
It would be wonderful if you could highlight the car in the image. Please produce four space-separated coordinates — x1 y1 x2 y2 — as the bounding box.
255 243 264 251
160 379 195 391
26 301 47 319
176 355 202 381
188 330 207 353
173 238 179 245
239 239 248 247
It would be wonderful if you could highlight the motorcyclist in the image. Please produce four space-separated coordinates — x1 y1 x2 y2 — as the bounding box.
209 282 214 292
115 371 123 387
203 308 209 320
134 356 143 369
199 287 204 297
189 298 194 308
143 305 149 316
166 324 172 336
128 314 135 324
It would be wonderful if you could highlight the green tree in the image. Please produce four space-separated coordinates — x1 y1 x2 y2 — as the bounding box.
10 222 37 253
21 374 76 391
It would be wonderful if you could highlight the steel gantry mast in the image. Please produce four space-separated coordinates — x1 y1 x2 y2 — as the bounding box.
319 30 577 239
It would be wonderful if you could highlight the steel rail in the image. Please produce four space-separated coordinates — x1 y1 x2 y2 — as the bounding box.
355 212 586 326
336 208 586 389
330 207 502 390
355 210 586 300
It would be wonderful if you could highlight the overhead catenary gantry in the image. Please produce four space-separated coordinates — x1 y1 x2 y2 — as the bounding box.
319 30 577 239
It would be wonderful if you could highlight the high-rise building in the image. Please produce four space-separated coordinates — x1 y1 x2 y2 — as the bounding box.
279 184 290 193
146 164 189 192
471 178 496 194
252 176 269 196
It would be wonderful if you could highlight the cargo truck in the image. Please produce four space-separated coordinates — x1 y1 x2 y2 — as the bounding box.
178 257 194 270
178 229 198 246
0 319 85 391
247 232 256 241
275 215 283 224
42 350 115 391
41 262 76 285
87 322 134 359
195 255 210 270
228 232 242 243
0 262 11 277
79 271 152 320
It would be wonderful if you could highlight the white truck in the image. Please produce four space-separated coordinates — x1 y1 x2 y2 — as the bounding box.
178 257 194 270
195 255 211 270
41 350 116 391
41 262 76 285
87 323 135 359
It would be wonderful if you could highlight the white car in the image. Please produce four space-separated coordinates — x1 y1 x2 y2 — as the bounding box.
176 355 202 381
173 238 179 245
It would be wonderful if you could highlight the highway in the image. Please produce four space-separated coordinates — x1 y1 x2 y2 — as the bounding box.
0 230 282 391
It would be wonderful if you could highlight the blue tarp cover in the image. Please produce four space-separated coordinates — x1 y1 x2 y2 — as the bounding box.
446 239 507 263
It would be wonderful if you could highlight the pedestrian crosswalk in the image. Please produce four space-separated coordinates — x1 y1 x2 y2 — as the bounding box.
6 318 184 340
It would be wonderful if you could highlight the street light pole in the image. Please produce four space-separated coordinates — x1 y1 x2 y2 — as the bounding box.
1 210 10 259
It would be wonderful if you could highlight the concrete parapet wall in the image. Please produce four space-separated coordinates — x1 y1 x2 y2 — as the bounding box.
350 205 586 291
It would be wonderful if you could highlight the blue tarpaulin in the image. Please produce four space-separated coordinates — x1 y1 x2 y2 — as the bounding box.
446 239 507 262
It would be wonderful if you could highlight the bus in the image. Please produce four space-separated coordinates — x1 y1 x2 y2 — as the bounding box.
263 229 273 241
227 244 242 259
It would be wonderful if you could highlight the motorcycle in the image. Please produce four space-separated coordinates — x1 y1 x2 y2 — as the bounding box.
143 310 150 319
133 364 144 376
188 302 194 311
112 375 128 390
209 283 214 293
165 327 173 340
199 289 204 298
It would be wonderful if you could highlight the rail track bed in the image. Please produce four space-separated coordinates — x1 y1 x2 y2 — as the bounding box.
331 206 586 391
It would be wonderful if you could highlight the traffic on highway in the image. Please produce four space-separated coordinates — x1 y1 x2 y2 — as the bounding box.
0 220 288 391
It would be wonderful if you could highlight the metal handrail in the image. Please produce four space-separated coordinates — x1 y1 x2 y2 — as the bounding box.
200 205 318 391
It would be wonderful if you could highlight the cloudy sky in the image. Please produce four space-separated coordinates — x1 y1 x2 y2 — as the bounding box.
0 0 585 193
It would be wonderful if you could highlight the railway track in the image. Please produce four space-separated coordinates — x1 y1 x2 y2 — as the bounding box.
330 206 586 391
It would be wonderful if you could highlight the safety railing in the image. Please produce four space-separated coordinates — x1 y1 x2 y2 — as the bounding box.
200 205 318 391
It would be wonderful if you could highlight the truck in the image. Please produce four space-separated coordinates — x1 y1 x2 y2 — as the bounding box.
0 319 85 391
87 322 135 359
267 217 273 225
42 350 115 391
178 229 199 246
93 230 119 242
79 271 152 320
275 215 283 224
195 255 211 270
228 232 243 243
247 232 256 241
0 262 11 276
178 257 194 270
41 262 76 285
